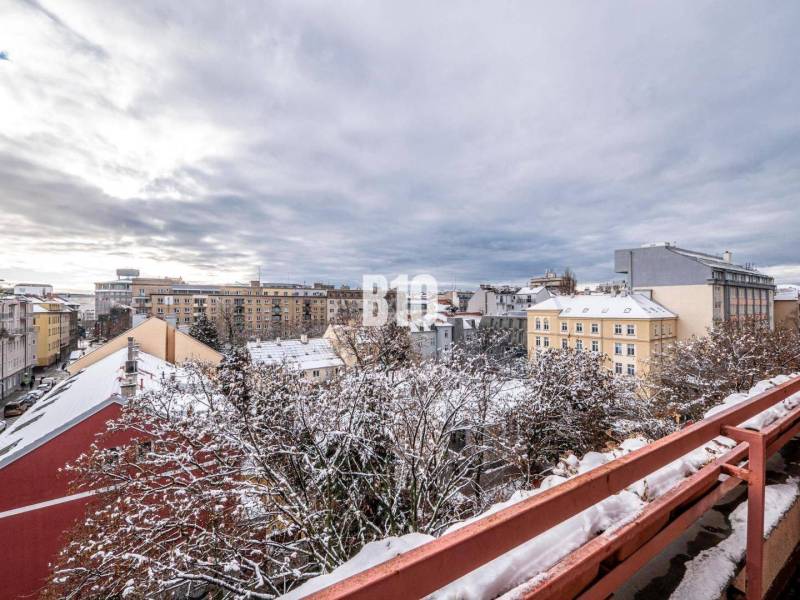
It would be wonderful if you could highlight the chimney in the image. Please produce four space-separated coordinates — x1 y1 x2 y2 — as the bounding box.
723 250 732 264
121 337 138 398
300 334 308 344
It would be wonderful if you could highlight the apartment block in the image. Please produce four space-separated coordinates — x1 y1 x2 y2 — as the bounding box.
527 293 677 377
327 287 363 323
148 281 329 339
0 295 36 396
775 286 800 330
31 298 72 367
615 243 775 339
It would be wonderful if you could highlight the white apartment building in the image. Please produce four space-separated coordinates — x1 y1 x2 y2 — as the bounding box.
0 296 37 396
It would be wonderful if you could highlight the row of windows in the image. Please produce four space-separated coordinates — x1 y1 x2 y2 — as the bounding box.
534 318 637 336
534 337 639 357
615 363 636 376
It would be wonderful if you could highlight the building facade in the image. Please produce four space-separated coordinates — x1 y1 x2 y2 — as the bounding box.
775 286 800 330
95 269 144 317
0 296 36 397
13 283 53 296
529 270 570 291
31 298 72 367
526 293 678 377
327 287 363 323
615 243 775 339
467 284 521 316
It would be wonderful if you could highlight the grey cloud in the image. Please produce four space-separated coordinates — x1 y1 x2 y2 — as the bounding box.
1 1 800 289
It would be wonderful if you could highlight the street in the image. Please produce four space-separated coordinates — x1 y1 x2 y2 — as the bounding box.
1 362 71 427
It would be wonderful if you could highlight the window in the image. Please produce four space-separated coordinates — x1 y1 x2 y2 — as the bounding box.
535 336 541 348
591 323 599 334
627 363 635 376
543 337 550 348
591 340 599 352
615 362 623 375
561 338 568 349
614 342 622 355
627 324 635 336
627 344 635 356
535 318 541 331
575 322 584 334
614 324 622 335
561 322 568 333
543 318 550 331
575 339 583 351
312 370 320 377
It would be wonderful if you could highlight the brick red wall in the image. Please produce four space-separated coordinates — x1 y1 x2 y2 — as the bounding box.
0 403 139 599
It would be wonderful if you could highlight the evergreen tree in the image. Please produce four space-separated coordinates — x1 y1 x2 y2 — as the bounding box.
189 312 220 350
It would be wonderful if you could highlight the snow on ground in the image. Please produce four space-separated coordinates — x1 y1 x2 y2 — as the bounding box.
281 534 435 600
280 374 800 600
669 481 800 600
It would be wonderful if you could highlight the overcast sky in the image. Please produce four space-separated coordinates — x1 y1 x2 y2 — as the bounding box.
1 1 799 291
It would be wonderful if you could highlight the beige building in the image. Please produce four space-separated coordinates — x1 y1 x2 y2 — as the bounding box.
327 287 363 323
130 276 185 315
67 317 222 375
774 286 800 330
147 281 329 339
527 293 677 377
615 244 775 340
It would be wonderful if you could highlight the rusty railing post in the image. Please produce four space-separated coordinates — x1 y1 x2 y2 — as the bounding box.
723 426 767 599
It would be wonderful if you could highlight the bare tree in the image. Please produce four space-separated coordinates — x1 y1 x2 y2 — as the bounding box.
648 316 800 423
557 267 577 295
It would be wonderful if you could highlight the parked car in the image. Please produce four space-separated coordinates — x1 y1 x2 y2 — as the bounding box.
19 395 35 409
41 377 56 387
3 402 26 418
37 383 52 393
0 420 6 434
28 389 44 400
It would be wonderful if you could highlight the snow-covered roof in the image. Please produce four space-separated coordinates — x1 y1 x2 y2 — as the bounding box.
775 287 799 302
247 338 344 371
669 247 769 276
515 286 546 296
0 348 176 469
528 293 676 319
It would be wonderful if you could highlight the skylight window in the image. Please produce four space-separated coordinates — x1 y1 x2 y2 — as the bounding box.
0 440 21 457
33 398 58 412
11 413 45 433
624 308 632 313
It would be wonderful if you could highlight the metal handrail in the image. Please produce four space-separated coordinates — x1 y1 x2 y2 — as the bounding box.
310 376 800 600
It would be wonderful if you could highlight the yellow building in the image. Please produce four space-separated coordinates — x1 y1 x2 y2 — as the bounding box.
526 293 678 377
32 299 70 367
67 316 222 375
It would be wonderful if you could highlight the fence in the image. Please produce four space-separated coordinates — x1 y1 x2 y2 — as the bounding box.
309 376 800 600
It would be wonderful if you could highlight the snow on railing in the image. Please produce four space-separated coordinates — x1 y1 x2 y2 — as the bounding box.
296 374 800 600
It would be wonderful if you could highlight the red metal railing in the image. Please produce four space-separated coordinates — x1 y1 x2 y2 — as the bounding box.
309 376 800 600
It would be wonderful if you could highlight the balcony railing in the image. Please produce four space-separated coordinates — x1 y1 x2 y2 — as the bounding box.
310 375 800 600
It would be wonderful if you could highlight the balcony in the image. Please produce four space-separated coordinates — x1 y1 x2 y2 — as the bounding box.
310 376 800 600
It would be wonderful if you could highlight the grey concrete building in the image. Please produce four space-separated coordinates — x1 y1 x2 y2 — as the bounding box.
614 243 775 339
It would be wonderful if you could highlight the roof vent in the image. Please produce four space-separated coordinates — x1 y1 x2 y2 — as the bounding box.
723 250 732 264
